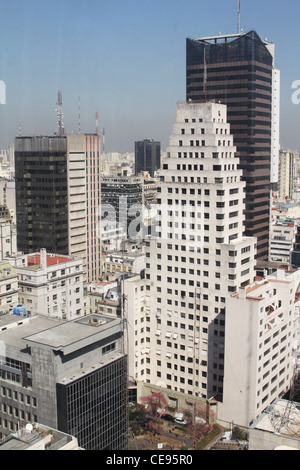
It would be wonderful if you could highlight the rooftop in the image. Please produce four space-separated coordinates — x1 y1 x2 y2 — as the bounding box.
27 253 73 267
0 422 80 450
0 313 123 356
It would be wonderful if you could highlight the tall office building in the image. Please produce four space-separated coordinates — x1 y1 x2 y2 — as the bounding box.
186 30 280 260
142 101 256 399
135 138 161 177
0 312 128 449
14 134 101 283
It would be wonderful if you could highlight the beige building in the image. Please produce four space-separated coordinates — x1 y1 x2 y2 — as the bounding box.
0 261 18 314
278 150 294 201
9 248 84 320
142 102 257 399
66 134 102 283
219 271 298 427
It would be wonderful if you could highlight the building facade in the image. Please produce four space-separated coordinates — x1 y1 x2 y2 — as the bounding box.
186 30 279 260
135 138 161 177
0 313 128 450
14 134 102 283
0 261 18 314
101 175 144 241
141 101 256 400
278 150 294 201
219 273 297 427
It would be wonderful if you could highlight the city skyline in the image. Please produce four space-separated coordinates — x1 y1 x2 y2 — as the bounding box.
0 0 300 154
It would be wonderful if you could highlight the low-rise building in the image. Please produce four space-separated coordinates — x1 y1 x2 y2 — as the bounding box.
0 313 128 449
219 271 298 427
7 248 84 320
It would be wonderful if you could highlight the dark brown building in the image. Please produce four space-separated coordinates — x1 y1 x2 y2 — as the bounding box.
186 30 273 260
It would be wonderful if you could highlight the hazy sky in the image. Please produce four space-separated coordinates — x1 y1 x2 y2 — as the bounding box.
1 0 300 153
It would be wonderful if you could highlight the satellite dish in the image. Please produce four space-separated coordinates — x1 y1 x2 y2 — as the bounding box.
25 423 33 433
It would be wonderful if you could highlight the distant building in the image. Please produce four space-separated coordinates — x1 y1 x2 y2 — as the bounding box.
0 221 17 259
270 218 297 263
135 139 161 177
0 260 18 314
278 150 294 200
8 248 84 320
101 175 144 240
0 313 128 450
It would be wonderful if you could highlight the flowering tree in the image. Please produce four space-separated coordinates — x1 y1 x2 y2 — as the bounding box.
140 391 168 435
180 402 214 442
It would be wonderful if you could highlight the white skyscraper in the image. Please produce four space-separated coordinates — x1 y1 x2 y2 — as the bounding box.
141 101 257 399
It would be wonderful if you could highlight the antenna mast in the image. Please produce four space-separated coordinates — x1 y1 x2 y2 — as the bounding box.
78 97 81 134
95 112 99 135
56 91 65 136
102 128 106 153
237 0 241 34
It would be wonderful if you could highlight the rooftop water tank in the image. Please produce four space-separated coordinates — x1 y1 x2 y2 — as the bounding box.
13 305 26 316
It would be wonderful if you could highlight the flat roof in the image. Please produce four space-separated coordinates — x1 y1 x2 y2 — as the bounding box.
0 314 122 355
27 253 74 266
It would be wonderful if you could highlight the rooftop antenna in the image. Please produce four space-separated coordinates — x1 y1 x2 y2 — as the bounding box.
102 128 106 153
237 0 241 34
56 91 65 136
78 97 81 134
95 112 99 135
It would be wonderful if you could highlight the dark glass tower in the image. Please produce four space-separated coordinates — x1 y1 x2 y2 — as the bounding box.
186 30 273 260
135 138 161 177
15 136 68 255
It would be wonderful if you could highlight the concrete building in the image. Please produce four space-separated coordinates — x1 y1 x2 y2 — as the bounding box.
219 273 297 427
142 101 256 400
0 221 17 260
270 218 297 263
186 30 280 260
14 134 102 283
104 250 146 277
6 248 84 320
278 150 294 201
0 313 128 450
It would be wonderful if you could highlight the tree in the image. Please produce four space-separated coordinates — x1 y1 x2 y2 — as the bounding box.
140 391 168 435
180 402 214 443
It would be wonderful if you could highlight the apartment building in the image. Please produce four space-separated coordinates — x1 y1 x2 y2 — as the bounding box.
8 248 84 320
219 273 297 427
0 313 128 449
142 101 256 400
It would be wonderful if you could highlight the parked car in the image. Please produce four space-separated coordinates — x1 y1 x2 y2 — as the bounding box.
162 413 174 422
